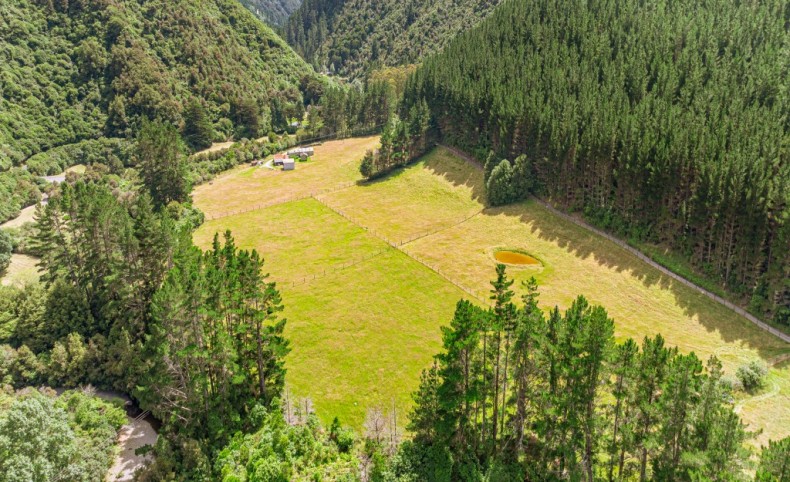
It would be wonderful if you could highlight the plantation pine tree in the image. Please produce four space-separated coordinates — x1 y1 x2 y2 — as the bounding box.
182 101 214 151
144 231 289 441
401 0 790 324
403 266 751 480
2 0 788 479
136 120 190 209
12 173 292 473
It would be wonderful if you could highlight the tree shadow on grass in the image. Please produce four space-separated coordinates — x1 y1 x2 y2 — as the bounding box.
493 201 788 358
420 147 487 204
355 165 410 187
348 146 788 358
407 148 789 359
355 147 487 204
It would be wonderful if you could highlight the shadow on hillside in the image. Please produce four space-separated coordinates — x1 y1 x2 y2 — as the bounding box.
399 148 789 359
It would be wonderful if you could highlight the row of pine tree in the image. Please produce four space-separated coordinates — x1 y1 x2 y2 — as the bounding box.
403 268 752 480
401 0 790 325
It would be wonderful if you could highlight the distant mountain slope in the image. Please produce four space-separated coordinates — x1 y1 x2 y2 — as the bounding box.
238 0 301 26
0 0 316 167
402 0 790 323
284 0 504 78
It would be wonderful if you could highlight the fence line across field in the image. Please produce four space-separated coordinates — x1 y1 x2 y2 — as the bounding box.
440 144 789 344
310 197 492 305
204 180 358 221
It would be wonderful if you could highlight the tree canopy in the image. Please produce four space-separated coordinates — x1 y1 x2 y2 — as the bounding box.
0 0 318 166
402 0 790 324
285 0 504 78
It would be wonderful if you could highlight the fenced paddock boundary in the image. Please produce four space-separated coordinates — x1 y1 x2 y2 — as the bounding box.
440 144 790 344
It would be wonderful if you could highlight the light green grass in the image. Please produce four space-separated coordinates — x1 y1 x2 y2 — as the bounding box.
1 254 41 287
195 198 387 285
65 164 86 174
284 248 466 426
319 148 483 243
194 199 465 426
193 142 790 443
193 136 379 219
1 204 38 229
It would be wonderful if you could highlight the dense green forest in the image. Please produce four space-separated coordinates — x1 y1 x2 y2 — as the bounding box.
2 0 789 479
0 389 127 481
0 121 292 479
0 0 324 222
284 0 504 78
0 0 317 167
401 0 790 325
238 0 302 26
397 271 749 480
0 129 787 478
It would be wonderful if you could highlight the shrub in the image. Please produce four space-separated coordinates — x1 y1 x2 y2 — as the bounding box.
511 154 534 200
359 150 375 179
0 230 12 277
487 159 515 206
736 360 768 392
483 150 497 184
756 437 790 481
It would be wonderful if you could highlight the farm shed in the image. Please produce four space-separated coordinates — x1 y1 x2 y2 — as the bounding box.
287 147 315 160
273 153 289 166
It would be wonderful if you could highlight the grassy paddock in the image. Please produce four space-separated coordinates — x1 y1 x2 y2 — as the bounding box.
1 254 41 287
194 198 388 285
194 199 464 426
193 136 379 219
0 204 37 229
284 248 466 425
192 142 790 444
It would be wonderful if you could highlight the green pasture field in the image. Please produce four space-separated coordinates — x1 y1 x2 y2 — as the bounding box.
193 140 790 444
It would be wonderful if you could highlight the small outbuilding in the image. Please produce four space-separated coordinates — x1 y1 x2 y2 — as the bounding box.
273 153 289 166
282 158 295 171
287 147 315 160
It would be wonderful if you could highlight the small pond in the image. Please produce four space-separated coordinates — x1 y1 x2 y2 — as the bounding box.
494 250 541 266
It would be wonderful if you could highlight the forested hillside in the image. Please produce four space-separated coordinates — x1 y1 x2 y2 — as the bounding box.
0 0 317 168
401 0 790 324
238 0 302 26
284 0 504 78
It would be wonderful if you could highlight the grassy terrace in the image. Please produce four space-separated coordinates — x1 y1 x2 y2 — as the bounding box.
193 139 790 444
0 254 41 288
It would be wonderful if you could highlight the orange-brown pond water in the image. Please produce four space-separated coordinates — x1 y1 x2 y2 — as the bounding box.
494 250 541 266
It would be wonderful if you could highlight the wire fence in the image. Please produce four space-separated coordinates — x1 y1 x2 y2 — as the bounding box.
285 247 390 288
311 196 493 305
439 143 789 343
204 181 358 221
531 196 790 344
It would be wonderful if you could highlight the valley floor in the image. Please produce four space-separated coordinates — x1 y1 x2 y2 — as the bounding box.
193 138 790 445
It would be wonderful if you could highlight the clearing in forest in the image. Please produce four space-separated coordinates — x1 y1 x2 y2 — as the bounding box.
1 254 41 288
193 136 380 219
192 139 790 443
